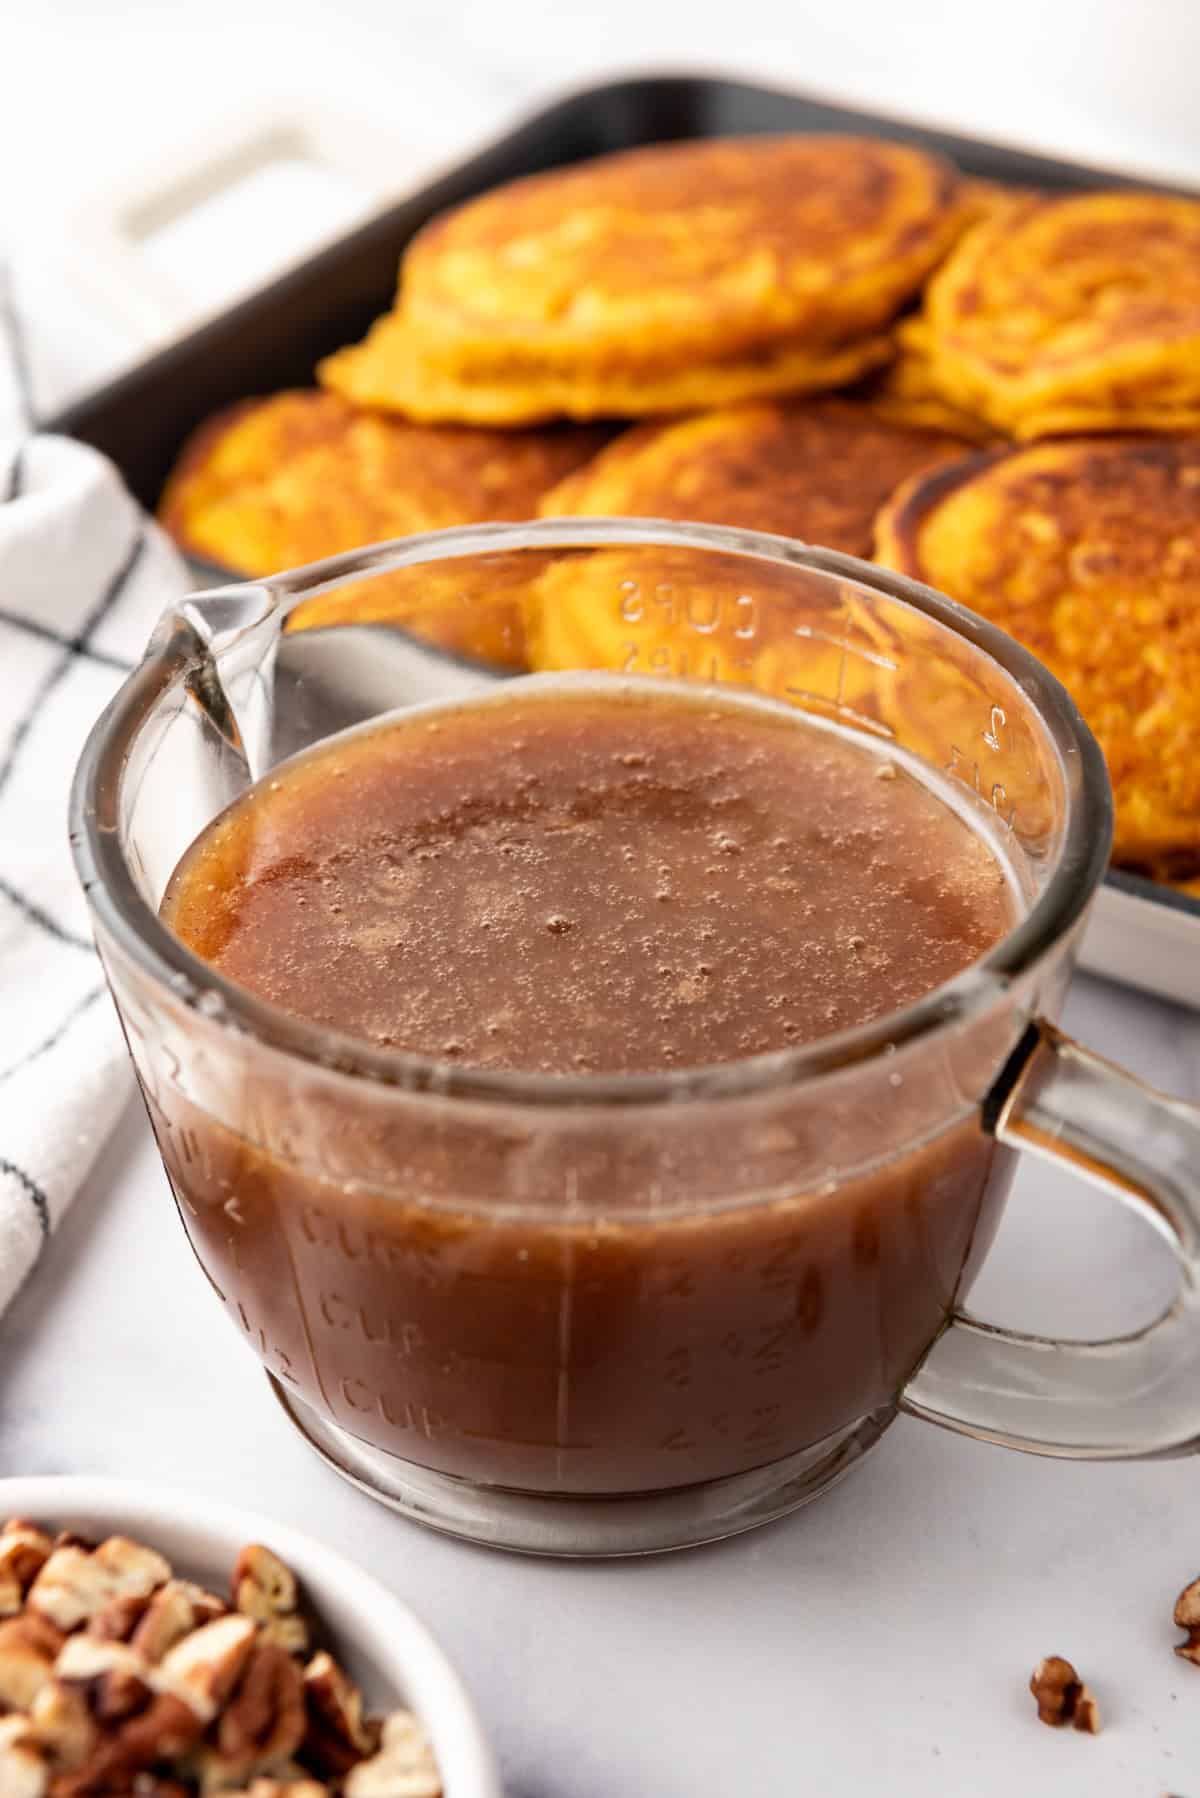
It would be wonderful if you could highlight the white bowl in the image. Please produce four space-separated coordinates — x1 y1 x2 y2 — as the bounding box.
0 1476 502 1798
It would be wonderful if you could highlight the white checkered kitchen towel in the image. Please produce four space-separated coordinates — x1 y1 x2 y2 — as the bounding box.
0 275 189 1318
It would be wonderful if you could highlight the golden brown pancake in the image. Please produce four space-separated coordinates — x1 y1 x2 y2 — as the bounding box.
858 319 999 442
874 436 1200 873
320 135 965 423
158 391 610 666
160 390 610 566
538 397 973 546
529 397 975 678
917 191 1200 438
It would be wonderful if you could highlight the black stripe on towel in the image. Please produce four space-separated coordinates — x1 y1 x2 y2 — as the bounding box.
0 606 134 673
0 524 145 802
77 523 147 646
0 656 69 801
0 1157 50 1239
0 984 106 1087
0 877 95 954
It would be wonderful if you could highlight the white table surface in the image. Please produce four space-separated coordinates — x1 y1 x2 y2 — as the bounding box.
6 8 1200 1792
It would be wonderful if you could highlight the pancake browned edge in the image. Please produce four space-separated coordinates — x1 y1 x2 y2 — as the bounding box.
874 435 1200 878
916 189 1200 439
158 389 613 668
321 135 969 424
320 317 894 427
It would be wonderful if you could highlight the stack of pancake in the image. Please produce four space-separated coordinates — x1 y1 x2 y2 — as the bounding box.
159 135 1200 889
318 137 964 422
872 190 1200 885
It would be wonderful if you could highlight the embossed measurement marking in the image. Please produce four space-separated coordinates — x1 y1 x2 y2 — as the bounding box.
946 702 1019 829
334 1375 594 1449
783 624 897 739
617 579 758 639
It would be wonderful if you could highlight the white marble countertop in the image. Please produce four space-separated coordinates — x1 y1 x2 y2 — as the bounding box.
7 10 1200 1791
4 969 1199 1797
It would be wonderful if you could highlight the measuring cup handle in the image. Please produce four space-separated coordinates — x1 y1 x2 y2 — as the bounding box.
901 1019 1200 1458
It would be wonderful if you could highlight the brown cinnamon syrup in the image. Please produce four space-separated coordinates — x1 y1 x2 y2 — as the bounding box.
156 681 1019 1493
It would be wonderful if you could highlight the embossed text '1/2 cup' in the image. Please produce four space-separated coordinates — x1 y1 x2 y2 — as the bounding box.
71 521 1200 1556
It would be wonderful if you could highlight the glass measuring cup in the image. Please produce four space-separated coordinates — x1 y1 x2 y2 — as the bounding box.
71 520 1200 1556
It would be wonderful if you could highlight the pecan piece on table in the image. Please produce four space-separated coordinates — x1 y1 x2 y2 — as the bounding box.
1029 1655 1101 1733
1174 1575 1200 1664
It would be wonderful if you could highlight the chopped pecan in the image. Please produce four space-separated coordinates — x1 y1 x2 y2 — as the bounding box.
344 1710 441 1798
47 1692 203 1796
0 1522 54 1618
233 1548 308 1658
173 1582 227 1628
158 1614 257 1720
0 1713 48 1798
54 1635 156 1725
29 1539 171 1632
26 1676 96 1772
1029 1655 1101 1733
212 1639 306 1783
130 1778 193 1798
86 1593 152 1643
0 1611 65 1711
43 1640 205 1795
1174 1575 1200 1663
7 1526 424 1798
300 1651 378 1777
130 1582 219 1666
